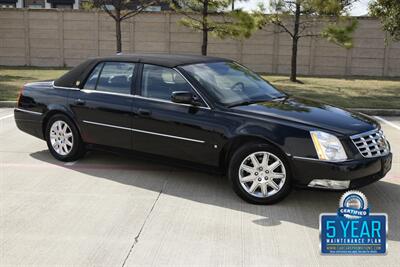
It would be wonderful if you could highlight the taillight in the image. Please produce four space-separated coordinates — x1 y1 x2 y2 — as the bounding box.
17 86 24 105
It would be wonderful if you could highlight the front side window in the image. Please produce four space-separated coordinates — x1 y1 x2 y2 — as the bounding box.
141 64 196 102
181 61 286 107
84 62 135 95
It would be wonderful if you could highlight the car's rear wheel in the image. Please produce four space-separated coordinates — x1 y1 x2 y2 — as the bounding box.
45 114 85 162
228 143 291 204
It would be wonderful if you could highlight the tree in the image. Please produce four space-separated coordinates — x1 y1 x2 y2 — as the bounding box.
258 0 358 82
370 0 400 42
171 0 258 55
93 0 161 53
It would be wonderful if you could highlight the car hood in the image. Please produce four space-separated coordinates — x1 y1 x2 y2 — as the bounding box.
229 97 378 136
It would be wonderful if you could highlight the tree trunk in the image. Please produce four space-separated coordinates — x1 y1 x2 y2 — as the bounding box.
201 0 209 56
115 9 122 53
290 2 301 82
291 37 298 82
116 20 122 53
202 29 208 56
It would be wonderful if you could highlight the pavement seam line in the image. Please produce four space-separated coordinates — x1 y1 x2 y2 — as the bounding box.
121 178 168 267
0 114 13 120
374 116 400 131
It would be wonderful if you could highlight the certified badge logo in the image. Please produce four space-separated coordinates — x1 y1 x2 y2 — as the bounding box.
320 190 388 255
338 191 369 219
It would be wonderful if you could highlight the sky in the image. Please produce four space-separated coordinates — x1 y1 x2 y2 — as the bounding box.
236 0 373 16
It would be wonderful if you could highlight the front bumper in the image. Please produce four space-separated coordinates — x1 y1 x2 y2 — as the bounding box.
291 153 392 190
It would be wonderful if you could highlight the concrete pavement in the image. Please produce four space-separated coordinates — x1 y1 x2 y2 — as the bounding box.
1 108 399 266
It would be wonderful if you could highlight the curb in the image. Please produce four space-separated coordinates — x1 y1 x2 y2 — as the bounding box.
0 101 399 116
0 101 16 108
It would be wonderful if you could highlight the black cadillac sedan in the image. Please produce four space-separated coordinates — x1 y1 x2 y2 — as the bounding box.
14 54 392 204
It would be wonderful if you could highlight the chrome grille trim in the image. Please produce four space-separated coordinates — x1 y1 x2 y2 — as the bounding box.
350 129 389 158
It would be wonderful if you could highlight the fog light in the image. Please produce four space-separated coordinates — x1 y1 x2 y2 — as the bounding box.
308 179 350 190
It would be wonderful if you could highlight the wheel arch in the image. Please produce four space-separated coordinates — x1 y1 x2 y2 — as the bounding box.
42 105 81 139
220 134 287 172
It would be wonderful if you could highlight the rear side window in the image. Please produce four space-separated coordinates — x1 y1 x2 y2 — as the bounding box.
84 63 103 90
83 62 135 95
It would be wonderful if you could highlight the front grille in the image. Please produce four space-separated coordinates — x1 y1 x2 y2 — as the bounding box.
350 129 389 158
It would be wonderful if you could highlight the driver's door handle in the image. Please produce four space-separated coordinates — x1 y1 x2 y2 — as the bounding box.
138 108 151 116
75 99 86 106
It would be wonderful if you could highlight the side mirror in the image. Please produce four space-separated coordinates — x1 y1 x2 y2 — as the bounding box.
171 91 196 105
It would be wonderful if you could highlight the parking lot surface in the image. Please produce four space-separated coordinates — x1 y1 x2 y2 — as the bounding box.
1 108 399 266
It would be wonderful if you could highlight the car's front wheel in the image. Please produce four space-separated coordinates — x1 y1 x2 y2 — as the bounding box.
228 143 292 204
45 114 85 162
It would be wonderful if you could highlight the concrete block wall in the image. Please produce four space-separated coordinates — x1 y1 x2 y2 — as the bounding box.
0 9 399 77
0 10 26 66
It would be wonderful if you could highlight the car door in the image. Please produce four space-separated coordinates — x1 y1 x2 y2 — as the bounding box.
132 64 223 166
68 61 136 149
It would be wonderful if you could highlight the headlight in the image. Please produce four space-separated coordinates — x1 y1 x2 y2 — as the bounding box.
310 131 347 161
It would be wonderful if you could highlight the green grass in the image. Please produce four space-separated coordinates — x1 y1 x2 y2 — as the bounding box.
0 66 69 102
0 66 399 109
263 75 400 109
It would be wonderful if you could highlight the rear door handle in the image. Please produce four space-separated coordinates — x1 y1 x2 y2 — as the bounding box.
75 99 86 106
138 108 151 116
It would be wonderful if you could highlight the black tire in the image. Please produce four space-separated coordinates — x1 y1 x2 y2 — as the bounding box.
228 142 292 204
45 114 85 162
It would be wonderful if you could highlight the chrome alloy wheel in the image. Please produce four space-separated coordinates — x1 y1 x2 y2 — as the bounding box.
49 120 74 156
238 151 286 198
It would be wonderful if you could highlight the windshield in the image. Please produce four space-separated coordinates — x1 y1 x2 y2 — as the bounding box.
181 61 285 106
